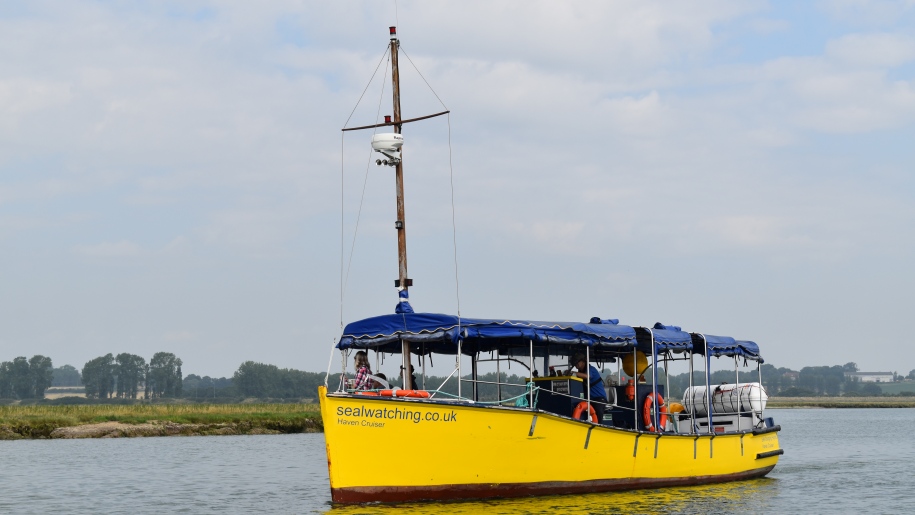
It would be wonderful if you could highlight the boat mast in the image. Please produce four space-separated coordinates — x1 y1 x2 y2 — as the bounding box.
341 27 450 389
390 26 410 298
390 26 414 389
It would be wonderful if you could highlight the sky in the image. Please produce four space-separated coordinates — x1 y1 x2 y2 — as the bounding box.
1 1 914 378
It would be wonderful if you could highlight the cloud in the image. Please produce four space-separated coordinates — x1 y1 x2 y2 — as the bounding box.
165 330 195 342
745 17 791 35
0 78 71 114
701 215 794 248
818 0 915 25
73 240 143 258
790 69 915 133
827 32 915 67
2 1 915 374
200 206 301 257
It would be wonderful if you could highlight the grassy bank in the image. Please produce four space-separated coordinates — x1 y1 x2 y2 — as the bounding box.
768 396 915 408
0 403 323 440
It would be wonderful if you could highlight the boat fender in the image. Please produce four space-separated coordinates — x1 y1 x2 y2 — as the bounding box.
572 401 598 422
643 393 669 432
393 389 430 398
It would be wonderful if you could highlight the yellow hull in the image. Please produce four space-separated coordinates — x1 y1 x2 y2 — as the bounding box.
318 386 781 503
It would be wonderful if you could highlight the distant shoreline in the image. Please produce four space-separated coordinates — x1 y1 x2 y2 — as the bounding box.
767 396 915 408
0 403 323 440
2 420 322 440
4 398 913 440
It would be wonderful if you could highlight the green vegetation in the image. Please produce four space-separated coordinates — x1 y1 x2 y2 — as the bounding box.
662 362 915 399
0 403 322 439
234 361 328 398
146 352 183 399
0 355 54 399
81 351 183 400
51 365 81 387
8 351 915 407
864 381 915 396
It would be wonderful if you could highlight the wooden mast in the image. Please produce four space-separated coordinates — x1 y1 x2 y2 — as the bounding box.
390 26 409 297
390 26 413 390
341 27 449 389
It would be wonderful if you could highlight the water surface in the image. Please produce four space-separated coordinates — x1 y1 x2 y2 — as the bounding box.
3 409 913 514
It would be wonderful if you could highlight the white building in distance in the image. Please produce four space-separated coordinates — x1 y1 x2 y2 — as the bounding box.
845 372 895 383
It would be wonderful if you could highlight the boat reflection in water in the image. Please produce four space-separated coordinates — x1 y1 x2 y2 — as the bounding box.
321 26 782 504
325 479 779 514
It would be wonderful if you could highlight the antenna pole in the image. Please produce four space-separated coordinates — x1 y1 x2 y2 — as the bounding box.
390 26 413 389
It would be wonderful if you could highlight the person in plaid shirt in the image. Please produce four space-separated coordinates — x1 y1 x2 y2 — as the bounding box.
352 351 373 390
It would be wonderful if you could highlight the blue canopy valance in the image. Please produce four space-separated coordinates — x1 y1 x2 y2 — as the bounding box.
636 322 693 353
337 313 761 361
734 340 763 362
690 333 764 362
337 313 636 355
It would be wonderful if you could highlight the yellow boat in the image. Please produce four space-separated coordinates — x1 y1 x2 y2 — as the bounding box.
323 26 782 504
319 316 781 503
320 387 781 503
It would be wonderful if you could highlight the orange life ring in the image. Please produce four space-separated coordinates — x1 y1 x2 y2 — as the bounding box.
355 391 379 396
643 393 668 432
379 389 395 397
572 401 598 422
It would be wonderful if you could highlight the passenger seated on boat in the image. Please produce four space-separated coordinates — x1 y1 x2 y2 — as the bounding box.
369 373 389 390
352 351 373 390
569 354 609 423
400 364 419 390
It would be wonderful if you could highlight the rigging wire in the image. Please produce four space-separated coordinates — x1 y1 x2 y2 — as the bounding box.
409 48 460 321
340 38 463 340
400 45 460 320
340 132 344 330
396 45 462 323
400 46 449 110
446 113 462 319
341 47 391 329
342 48 389 129
342 52 391 312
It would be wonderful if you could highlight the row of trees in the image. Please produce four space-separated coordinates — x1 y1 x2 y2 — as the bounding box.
182 375 234 398
52 365 82 387
662 362 900 398
0 356 54 399
81 352 183 399
233 361 327 398
227 363 526 400
11 349 915 402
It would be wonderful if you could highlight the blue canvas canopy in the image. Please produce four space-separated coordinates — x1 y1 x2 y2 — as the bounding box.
337 312 636 355
338 312 465 352
636 322 693 353
337 313 760 361
734 340 763 362
690 333 764 362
